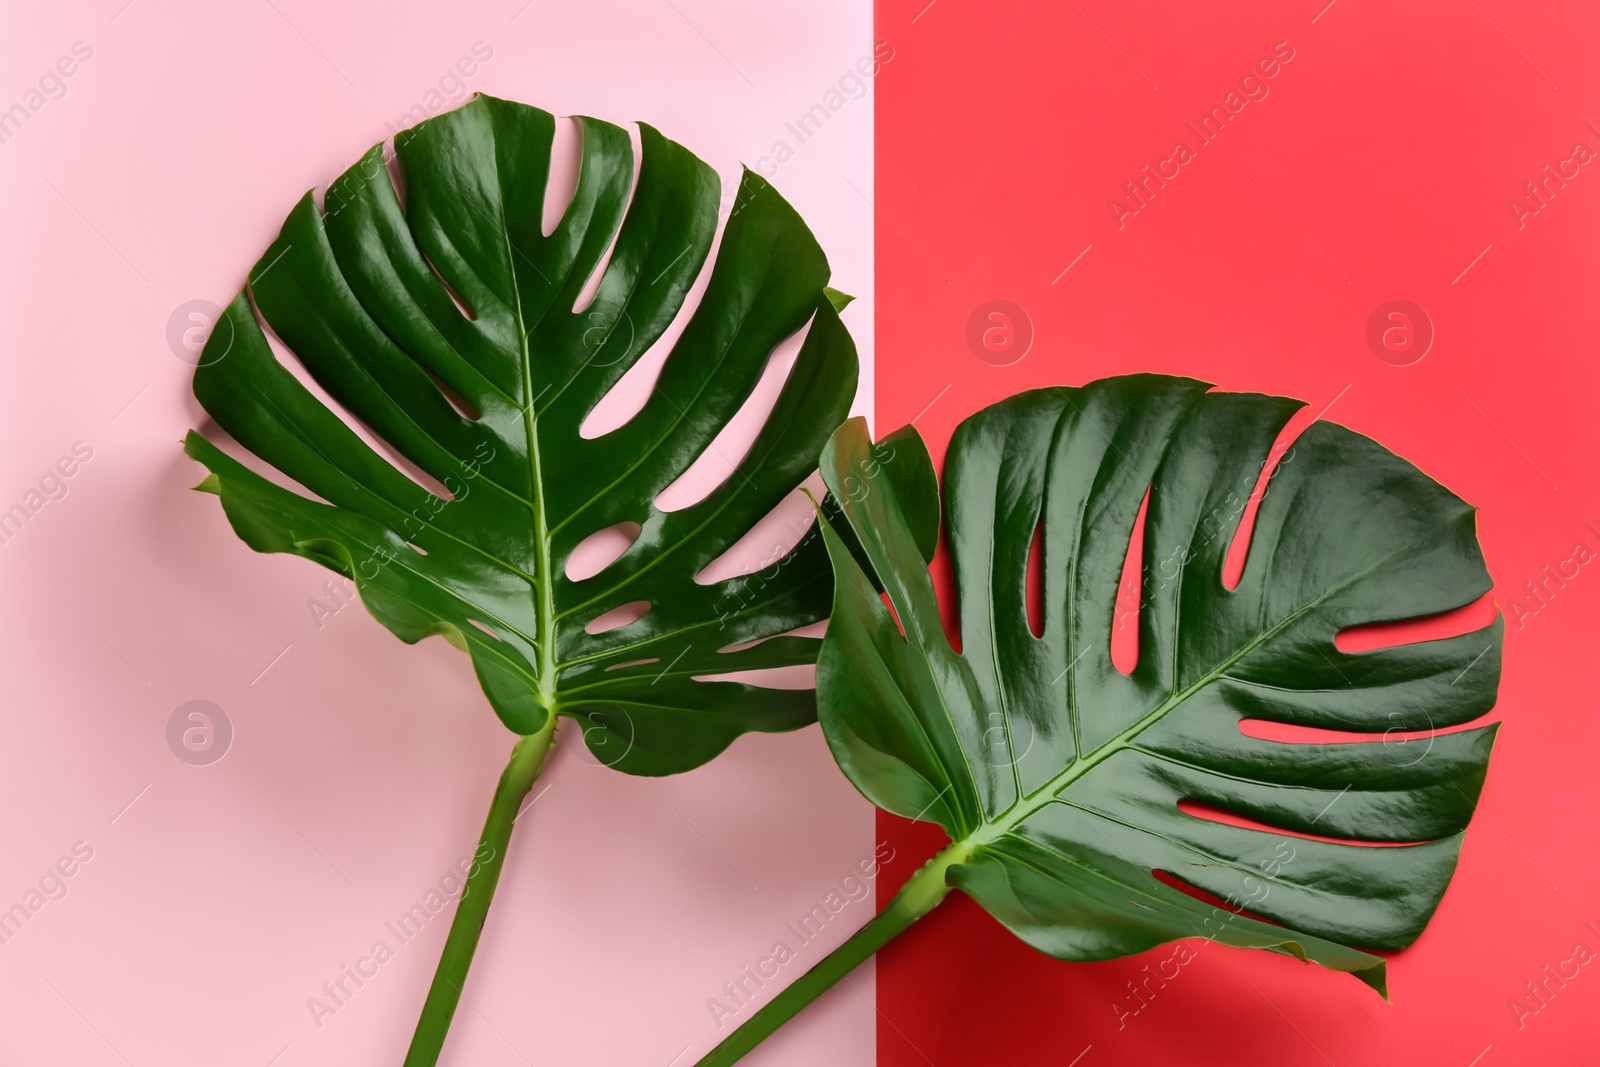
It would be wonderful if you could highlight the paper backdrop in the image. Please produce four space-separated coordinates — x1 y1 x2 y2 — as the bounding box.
0 2 876 1064
873 0 1600 1064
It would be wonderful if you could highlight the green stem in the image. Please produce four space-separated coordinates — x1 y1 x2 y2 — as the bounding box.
694 841 970 1067
403 717 558 1067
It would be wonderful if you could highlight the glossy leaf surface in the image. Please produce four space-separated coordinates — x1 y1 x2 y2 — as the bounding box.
816 375 1503 993
185 95 861 774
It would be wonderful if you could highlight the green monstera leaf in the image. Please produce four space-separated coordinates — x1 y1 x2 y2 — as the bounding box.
185 94 859 775
181 94 869 1065
697 374 1503 1066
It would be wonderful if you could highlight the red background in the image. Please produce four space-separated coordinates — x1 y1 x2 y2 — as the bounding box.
872 0 1600 1063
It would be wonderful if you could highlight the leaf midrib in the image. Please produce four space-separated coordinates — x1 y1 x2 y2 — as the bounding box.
418 164 803 699
486 175 559 714
550 249 782 625
480 145 647 714
963 582 1340 850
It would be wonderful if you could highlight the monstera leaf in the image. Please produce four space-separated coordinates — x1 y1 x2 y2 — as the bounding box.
181 94 870 1066
185 94 860 776
697 374 1502 1065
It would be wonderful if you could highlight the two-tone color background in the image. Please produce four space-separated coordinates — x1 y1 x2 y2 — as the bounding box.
2 1 1596 1064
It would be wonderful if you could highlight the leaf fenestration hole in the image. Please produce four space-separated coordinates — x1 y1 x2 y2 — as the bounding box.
577 187 730 440
882 592 906 639
387 139 472 322
694 474 820 585
572 121 644 315
654 319 811 513
1025 513 1045 639
244 287 457 503
421 251 477 321
1150 869 1287 926
384 138 406 207
935 541 962 654
1175 798 1417 848
464 618 498 639
1238 717 1455 746
605 657 660 672
193 416 336 507
693 664 815 689
1334 593 1499 653
1110 487 1149 675
717 619 827 653
585 600 651 635
1222 408 1313 590
566 521 643 582
542 115 582 238
424 367 482 421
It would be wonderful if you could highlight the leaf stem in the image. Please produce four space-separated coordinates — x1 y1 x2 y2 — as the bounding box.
403 717 558 1067
693 840 969 1067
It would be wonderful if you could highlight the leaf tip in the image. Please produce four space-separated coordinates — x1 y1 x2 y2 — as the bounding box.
1356 961 1391 1002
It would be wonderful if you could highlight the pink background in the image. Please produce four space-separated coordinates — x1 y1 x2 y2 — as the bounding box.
0 2 878 1065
